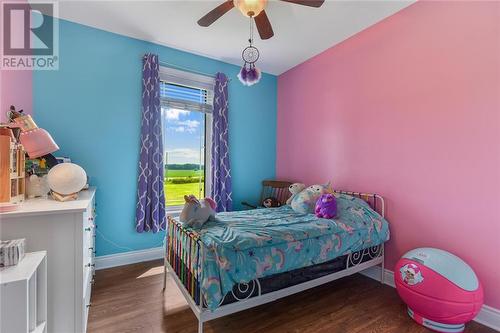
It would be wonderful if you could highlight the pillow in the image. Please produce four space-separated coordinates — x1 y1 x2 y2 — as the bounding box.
291 182 332 214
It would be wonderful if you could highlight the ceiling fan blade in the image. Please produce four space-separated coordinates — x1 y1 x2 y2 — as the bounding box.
197 1 235 27
279 0 325 8
254 10 274 40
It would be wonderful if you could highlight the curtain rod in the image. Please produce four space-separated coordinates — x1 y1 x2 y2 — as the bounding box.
141 57 232 81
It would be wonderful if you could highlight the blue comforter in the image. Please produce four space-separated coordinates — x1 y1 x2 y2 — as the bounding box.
195 193 390 310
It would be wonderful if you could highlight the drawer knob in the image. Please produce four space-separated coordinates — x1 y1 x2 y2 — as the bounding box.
86 303 92 308
84 227 92 232
86 263 95 267
89 217 94 221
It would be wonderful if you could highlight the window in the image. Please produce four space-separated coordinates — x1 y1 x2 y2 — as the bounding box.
160 67 214 210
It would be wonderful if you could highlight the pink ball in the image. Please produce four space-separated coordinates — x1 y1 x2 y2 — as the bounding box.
395 248 483 333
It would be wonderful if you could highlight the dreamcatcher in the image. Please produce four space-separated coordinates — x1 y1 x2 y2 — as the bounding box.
238 17 261 86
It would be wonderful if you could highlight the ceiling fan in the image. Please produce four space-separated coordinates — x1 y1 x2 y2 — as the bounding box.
197 0 325 40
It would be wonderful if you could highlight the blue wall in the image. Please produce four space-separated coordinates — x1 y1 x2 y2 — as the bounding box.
33 19 277 256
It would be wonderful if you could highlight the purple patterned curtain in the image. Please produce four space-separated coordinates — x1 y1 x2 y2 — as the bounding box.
211 73 232 212
135 54 166 233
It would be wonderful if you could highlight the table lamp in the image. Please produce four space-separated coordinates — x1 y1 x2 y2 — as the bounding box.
13 114 59 159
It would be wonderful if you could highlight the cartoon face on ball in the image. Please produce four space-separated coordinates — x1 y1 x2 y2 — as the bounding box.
404 270 415 283
400 264 424 286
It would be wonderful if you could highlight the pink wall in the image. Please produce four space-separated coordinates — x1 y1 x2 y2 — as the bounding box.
0 70 33 122
277 1 500 309
0 0 33 122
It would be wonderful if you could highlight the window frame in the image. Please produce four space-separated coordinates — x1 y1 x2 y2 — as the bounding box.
160 66 214 213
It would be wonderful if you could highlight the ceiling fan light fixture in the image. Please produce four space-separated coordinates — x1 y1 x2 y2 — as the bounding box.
233 0 267 17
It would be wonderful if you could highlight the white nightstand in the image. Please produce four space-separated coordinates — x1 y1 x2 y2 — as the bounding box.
0 251 47 333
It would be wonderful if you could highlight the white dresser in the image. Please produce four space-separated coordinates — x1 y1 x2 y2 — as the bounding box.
0 188 96 333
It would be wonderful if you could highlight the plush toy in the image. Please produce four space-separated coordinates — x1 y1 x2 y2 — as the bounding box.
291 182 332 214
179 195 217 229
262 197 281 208
286 183 306 205
315 193 337 219
26 174 50 199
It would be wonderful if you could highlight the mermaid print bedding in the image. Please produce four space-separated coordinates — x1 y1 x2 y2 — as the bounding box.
174 193 390 310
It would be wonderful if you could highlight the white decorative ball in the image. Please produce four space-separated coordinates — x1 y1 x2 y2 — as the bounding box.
47 163 87 195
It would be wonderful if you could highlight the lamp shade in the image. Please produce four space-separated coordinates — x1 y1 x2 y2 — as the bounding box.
233 0 267 17
19 128 59 158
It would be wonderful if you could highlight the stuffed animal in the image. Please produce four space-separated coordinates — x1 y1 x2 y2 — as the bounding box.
286 183 306 205
290 182 332 214
315 193 337 219
26 174 50 199
262 197 281 208
179 195 217 229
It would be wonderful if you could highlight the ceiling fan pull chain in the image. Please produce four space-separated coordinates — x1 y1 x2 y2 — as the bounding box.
249 15 254 46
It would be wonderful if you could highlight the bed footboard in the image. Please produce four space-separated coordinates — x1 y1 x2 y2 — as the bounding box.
165 216 203 306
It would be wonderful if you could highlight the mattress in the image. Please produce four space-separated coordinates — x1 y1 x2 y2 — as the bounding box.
195 193 390 310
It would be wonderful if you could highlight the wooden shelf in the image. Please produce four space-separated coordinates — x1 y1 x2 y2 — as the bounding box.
1 134 25 204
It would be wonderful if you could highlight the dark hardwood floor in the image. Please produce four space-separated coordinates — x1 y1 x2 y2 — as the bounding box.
88 260 495 333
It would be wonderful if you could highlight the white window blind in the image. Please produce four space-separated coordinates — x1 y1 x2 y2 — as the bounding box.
159 66 214 113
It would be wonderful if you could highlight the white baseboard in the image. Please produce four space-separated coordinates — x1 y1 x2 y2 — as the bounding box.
95 247 164 270
361 265 395 288
361 266 500 332
475 305 500 332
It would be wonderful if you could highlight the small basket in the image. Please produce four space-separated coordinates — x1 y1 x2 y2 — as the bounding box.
0 238 26 266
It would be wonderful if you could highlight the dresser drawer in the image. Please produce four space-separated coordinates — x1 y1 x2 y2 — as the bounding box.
83 236 95 278
83 270 92 333
83 202 96 229
83 201 96 277
83 225 94 254
83 206 94 242
83 225 94 269
83 255 94 279
83 267 93 300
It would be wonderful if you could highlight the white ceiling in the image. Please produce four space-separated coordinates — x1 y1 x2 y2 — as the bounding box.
51 0 415 75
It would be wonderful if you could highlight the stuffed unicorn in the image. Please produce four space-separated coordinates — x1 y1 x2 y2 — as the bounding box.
179 195 217 229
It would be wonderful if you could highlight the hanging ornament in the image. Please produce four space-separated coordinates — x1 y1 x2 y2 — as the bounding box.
238 17 261 86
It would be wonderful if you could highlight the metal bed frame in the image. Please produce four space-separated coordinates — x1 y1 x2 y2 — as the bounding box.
163 191 386 333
